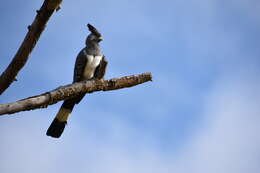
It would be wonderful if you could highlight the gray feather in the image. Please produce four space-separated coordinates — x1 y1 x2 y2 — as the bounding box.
73 49 87 82
74 37 103 82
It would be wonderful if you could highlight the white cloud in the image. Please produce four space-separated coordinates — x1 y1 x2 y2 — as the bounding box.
173 70 260 173
1 71 260 173
1 0 260 173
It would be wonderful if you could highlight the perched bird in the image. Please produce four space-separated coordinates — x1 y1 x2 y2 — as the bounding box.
46 24 105 138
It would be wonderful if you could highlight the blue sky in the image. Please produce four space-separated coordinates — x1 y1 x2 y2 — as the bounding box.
1 0 260 173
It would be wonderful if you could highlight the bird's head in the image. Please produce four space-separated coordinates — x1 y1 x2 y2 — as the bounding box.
86 24 103 45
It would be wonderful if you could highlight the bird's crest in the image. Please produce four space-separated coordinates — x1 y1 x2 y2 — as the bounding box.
87 23 101 37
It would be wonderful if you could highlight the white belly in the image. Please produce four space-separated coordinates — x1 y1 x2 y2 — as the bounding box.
83 54 102 80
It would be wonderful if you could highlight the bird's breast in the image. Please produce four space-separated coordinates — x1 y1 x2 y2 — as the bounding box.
83 53 102 80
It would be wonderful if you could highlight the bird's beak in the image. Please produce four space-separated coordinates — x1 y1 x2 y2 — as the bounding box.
98 36 103 42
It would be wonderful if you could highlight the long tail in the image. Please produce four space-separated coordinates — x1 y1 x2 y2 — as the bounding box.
46 100 75 138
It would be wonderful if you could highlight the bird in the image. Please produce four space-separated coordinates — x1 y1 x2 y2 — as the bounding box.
46 24 105 138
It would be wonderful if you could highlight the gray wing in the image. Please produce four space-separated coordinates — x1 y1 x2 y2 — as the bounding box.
73 48 87 83
94 56 108 79
69 48 87 104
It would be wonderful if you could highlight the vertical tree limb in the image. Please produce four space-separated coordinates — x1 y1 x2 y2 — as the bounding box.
0 0 62 95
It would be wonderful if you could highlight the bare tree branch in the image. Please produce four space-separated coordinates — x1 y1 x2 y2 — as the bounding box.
0 72 152 115
0 0 62 95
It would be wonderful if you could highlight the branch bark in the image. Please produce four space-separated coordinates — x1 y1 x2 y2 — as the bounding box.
0 0 62 95
0 72 152 115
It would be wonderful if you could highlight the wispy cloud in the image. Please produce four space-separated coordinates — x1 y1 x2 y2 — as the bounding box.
1 68 260 173
0 0 260 173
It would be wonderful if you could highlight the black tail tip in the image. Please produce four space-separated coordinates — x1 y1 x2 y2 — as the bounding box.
46 118 67 138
